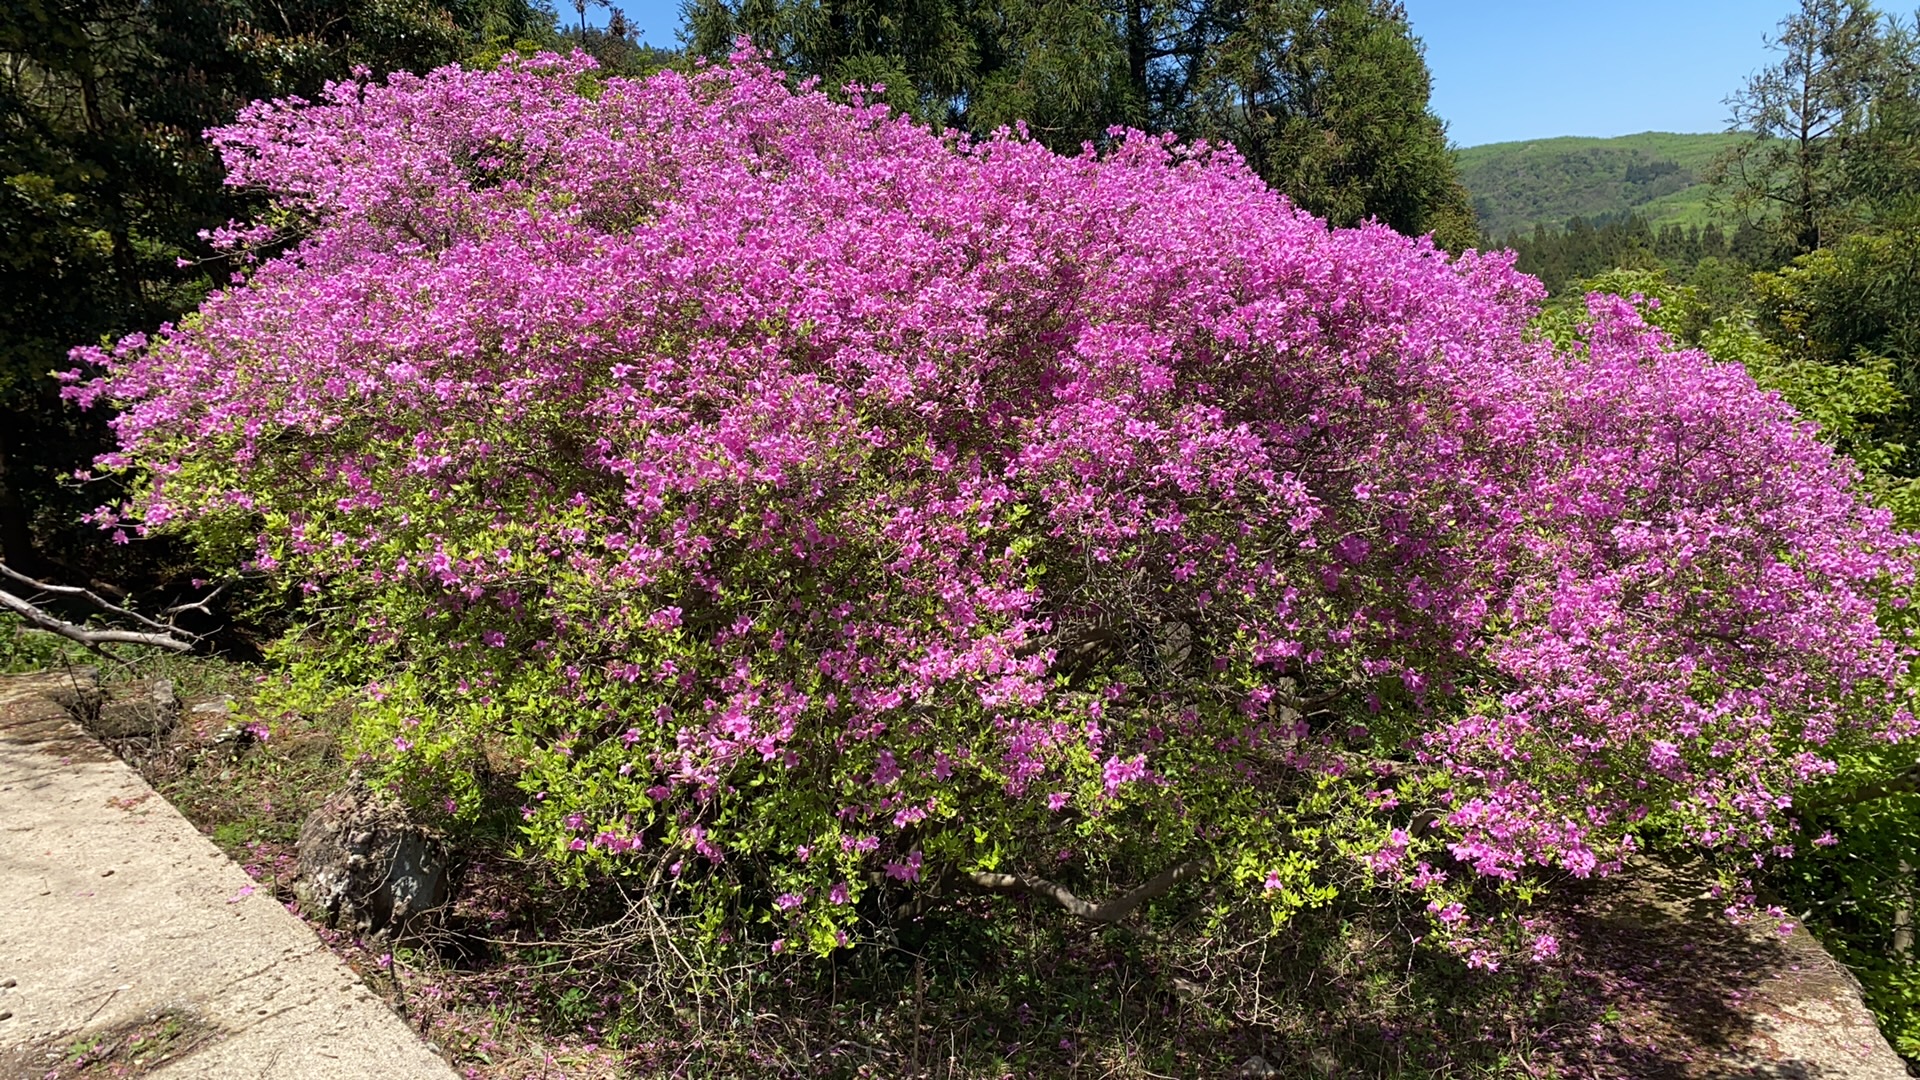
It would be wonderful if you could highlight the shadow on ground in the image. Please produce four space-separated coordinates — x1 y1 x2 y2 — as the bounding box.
1519 863 1906 1080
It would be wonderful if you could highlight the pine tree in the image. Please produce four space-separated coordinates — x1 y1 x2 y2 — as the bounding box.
1178 0 1476 248
1844 12 1920 226
963 0 1149 148
1714 0 1893 255
683 0 982 125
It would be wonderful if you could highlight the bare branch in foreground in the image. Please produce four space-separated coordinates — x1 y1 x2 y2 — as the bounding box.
0 587 196 652
0 561 184 637
0 562 199 654
965 858 1209 924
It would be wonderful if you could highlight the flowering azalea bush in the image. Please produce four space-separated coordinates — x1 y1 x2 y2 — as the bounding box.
66 51 1920 962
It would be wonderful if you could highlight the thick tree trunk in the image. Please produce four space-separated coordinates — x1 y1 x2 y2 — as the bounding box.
1125 1 1150 123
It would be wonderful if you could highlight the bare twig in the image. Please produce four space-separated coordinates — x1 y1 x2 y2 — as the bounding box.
0 587 196 652
0 561 182 636
164 580 231 619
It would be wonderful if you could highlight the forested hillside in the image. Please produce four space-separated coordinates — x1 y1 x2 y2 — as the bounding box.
1457 131 1745 237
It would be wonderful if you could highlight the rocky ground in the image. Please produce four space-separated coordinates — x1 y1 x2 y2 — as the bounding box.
1542 861 1910 1078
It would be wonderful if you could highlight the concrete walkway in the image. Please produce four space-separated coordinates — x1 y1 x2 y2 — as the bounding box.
0 671 456 1080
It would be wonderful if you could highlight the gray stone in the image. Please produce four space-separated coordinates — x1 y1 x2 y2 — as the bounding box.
79 678 179 740
190 694 236 716
1555 858 1911 1079
294 782 450 939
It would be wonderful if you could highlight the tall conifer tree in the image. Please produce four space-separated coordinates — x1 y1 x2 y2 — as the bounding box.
1179 0 1476 248
1716 0 1893 255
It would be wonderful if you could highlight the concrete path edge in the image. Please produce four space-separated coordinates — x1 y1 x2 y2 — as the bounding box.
0 670 457 1080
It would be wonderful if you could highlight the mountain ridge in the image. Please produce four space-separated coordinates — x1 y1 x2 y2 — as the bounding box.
1454 131 1747 240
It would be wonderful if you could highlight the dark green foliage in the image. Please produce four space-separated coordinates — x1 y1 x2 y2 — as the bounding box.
1622 158 1680 185
1776 791 1920 1058
685 0 1477 247
1756 225 1920 379
1504 216 1660 295
960 0 1141 147
1746 226 1920 505
1649 221 1733 266
1177 0 1477 248
1502 214 1779 296
0 0 553 580
1844 18 1920 227
683 0 985 124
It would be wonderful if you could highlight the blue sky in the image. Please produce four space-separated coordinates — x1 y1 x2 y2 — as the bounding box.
597 0 1789 147
1411 1 1786 146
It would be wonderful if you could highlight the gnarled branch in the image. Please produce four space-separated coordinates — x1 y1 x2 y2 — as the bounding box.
965 858 1208 923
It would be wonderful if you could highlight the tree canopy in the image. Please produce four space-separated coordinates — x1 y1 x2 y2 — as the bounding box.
0 0 550 580
1714 0 1911 256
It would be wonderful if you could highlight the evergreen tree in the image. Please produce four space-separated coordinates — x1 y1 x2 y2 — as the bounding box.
560 8 685 76
1180 0 1476 248
1844 12 1920 226
0 0 551 577
683 0 982 124
1701 222 1730 260
1503 215 1660 294
1714 0 1894 255
963 0 1154 147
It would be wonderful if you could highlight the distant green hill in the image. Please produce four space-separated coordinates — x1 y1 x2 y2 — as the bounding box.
1455 132 1748 240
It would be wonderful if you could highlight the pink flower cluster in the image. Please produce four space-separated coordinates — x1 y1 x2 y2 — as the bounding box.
65 50 1918 945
